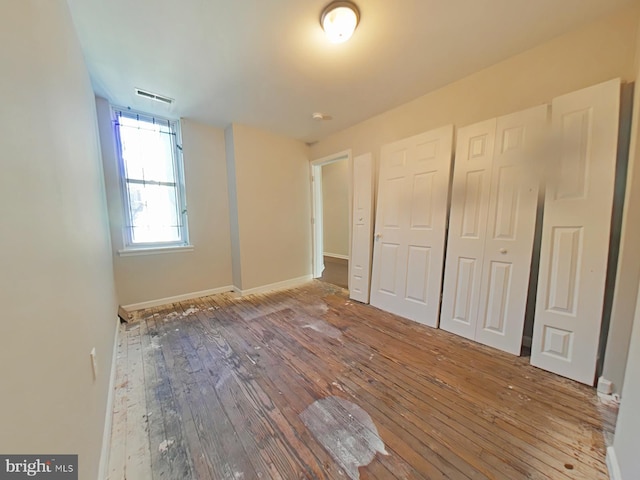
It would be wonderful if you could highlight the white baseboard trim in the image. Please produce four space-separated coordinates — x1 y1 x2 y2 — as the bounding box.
97 316 120 480
522 335 532 348
606 446 622 480
323 252 349 260
233 275 313 296
122 285 235 311
598 376 615 395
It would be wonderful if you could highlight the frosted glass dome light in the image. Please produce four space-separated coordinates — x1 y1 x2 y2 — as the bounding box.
321 2 360 44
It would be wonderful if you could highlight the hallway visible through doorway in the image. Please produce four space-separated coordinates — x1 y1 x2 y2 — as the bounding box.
311 152 350 290
319 255 348 288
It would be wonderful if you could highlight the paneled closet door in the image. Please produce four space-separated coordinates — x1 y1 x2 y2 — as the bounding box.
441 105 547 354
440 119 496 340
370 125 454 327
474 105 548 355
531 79 620 385
350 153 374 304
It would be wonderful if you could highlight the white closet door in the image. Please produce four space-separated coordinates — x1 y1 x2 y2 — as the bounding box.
370 125 454 327
440 119 496 339
441 105 547 354
531 79 620 384
474 105 548 354
350 153 374 303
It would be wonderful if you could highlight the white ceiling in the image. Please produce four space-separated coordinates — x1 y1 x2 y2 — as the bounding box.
67 0 636 143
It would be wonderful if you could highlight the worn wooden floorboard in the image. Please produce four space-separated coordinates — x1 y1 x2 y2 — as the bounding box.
122 322 153 478
205 300 428 480
310 295 605 479
114 281 616 480
262 311 520 480
138 316 171 479
241 308 473 479
189 304 346 480
149 309 207 479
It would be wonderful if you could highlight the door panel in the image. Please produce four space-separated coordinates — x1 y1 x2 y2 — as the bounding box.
440 119 496 339
406 246 430 304
452 257 477 325
378 242 400 294
370 126 454 326
461 170 487 238
492 166 518 240
410 172 435 228
383 177 404 228
546 226 582 314
481 261 511 334
475 105 548 354
349 153 374 303
441 105 547 353
531 79 620 384
555 109 591 200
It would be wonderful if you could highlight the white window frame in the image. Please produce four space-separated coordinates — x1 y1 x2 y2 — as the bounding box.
111 106 190 252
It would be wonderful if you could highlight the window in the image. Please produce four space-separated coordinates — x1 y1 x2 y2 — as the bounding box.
112 107 189 249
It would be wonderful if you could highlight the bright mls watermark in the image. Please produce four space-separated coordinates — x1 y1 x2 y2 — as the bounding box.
0 456 77 479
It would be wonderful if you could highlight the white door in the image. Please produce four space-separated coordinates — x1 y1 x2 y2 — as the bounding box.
440 105 547 355
370 125 454 327
350 153 374 303
440 119 496 339
531 79 621 385
474 106 547 354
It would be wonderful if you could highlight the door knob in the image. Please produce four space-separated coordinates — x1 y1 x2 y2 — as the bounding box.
375 233 382 240
500 248 508 254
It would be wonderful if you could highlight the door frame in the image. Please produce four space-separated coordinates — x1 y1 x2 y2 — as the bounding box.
310 150 353 283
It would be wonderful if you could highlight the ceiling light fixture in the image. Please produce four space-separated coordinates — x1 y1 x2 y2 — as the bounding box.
320 1 360 44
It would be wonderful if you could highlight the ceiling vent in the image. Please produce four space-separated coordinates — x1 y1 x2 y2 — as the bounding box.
135 88 174 105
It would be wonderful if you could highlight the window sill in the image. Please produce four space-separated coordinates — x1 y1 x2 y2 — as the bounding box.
118 245 195 257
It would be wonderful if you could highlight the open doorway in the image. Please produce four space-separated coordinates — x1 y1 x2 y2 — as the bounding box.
311 151 351 290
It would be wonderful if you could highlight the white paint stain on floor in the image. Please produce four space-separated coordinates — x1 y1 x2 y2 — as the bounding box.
302 321 343 340
239 300 297 321
300 396 388 480
182 307 199 317
158 439 174 453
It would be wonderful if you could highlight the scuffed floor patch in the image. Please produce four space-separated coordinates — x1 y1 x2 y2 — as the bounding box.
302 320 343 340
300 396 388 480
158 439 174 453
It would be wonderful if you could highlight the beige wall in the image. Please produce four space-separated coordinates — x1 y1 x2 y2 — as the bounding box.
0 1 119 478
97 100 233 306
322 160 350 257
611 282 640 478
603 17 640 394
227 123 311 291
311 5 638 161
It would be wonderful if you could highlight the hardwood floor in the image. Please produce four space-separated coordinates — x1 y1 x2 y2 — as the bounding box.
109 281 616 480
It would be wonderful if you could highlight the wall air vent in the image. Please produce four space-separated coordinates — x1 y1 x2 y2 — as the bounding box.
134 88 174 105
